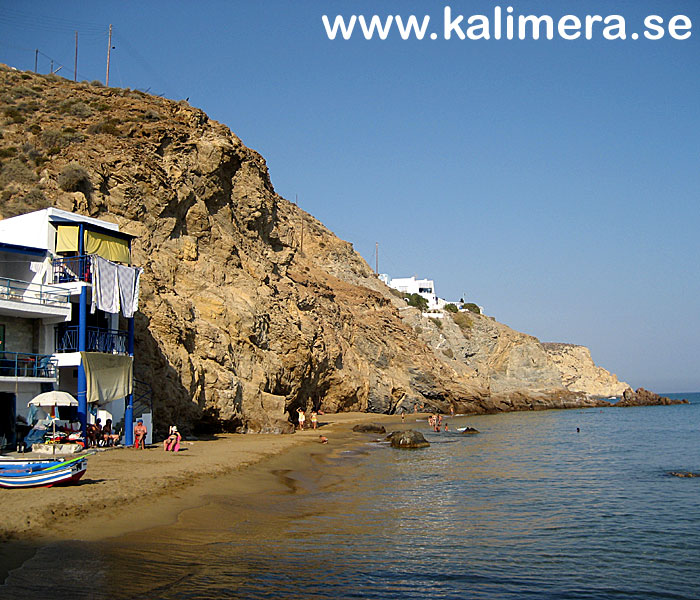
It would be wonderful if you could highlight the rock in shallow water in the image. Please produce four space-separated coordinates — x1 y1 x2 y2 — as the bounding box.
352 424 387 434
386 430 430 449
460 427 480 434
669 471 700 478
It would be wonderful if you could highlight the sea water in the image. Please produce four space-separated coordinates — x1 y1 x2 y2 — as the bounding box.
2 395 699 599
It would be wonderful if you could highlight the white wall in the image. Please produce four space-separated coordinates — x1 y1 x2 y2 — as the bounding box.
0 211 51 251
389 276 440 309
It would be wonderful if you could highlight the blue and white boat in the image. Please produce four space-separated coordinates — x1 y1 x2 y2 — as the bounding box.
0 455 89 488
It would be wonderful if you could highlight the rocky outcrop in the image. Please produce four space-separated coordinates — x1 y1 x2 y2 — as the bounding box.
386 430 430 449
542 343 629 397
401 309 627 405
460 427 480 434
0 66 653 434
0 66 490 434
617 388 688 407
352 424 387 434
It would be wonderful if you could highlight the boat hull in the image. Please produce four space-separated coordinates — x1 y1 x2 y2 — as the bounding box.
0 460 87 488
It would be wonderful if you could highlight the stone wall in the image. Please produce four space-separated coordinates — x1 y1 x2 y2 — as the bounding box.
0 317 36 354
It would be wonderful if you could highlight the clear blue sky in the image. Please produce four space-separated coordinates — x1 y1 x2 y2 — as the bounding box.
1 1 698 392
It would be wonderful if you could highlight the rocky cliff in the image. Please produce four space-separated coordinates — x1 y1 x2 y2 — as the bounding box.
542 343 629 397
399 308 629 407
0 66 644 434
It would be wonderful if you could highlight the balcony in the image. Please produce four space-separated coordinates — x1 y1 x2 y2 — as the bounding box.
55 325 128 355
0 277 72 320
53 255 92 284
0 352 58 380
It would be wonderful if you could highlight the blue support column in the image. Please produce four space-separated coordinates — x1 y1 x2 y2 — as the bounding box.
77 285 88 443
124 317 135 446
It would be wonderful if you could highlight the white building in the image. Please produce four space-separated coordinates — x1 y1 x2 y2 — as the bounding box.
384 276 445 310
0 208 150 451
380 274 479 313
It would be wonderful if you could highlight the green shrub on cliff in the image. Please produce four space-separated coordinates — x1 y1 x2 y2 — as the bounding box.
452 312 473 331
444 303 458 313
403 293 428 311
429 317 443 329
462 303 481 314
58 163 92 195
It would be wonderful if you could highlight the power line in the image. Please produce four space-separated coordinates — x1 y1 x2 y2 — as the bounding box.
0 8 105 34
110 28 181 98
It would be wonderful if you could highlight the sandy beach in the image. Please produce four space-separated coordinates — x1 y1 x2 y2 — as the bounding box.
0 412 409 544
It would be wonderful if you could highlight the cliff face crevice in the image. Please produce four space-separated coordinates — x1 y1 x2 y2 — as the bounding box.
0 66 632 434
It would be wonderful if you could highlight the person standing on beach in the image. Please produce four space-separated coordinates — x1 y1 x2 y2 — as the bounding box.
297 408 306 430
310 411 318 430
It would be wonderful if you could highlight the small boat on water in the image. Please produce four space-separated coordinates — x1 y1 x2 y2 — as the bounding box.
0 454 89 488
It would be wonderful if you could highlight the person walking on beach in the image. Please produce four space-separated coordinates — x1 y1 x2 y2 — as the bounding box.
310 411 318 430
297 408 306 431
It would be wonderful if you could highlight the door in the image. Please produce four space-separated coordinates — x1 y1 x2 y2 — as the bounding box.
0 392 17 451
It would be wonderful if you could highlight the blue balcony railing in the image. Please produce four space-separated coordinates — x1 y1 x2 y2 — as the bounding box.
0 352 58 379
53 255 92 283
0 277 71 307
55 326 128 354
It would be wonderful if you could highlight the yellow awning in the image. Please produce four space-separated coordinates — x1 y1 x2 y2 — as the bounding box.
56 225 79 253
84 230 131 263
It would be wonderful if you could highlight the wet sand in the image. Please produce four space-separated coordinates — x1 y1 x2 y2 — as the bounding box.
0 412 410 544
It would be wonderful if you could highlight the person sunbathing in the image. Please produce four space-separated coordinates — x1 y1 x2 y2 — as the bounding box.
163 425 181 452
134 419 147 449
102 418 120 447
87 421 102 448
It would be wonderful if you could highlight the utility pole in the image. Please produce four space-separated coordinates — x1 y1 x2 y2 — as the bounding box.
375 242 379 274
34 49 38 73
74 31 78 82
105 24 113 86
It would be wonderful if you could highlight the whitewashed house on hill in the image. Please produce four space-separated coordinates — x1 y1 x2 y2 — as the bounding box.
380 275 446 310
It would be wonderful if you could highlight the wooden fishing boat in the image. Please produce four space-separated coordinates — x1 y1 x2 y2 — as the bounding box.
0 455 88 488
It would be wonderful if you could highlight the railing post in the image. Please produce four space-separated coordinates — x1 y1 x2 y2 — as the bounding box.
77 286 88 443
124 317 135 446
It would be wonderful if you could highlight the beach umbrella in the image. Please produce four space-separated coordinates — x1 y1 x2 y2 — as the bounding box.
28 391 78 455
28 391 78 408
